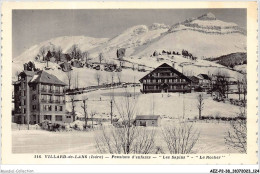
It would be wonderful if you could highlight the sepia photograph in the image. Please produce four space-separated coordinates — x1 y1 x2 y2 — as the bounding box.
10 8 250 155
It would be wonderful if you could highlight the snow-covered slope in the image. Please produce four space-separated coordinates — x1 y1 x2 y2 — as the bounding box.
137 13 246 58
87 24 169 59
12 13 246 83
13 13 246 62
14 36 109 63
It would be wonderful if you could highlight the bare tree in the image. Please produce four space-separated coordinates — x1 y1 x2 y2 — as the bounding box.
213 70 230 99
81 96 88 130
90 110 96 128
237 80 242 100
82 51 89 65
69 44 82 60
70 94 76 122
225 118 247 153
95 91 156 154
99 53 104 64
95 71 101 86
65 71 72 90
197 94 204 120
241 75 247 101
116 71 122 84
39 46 46 61
162 122 200 154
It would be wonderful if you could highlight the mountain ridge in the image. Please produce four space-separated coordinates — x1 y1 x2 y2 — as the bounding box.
13 13 246 62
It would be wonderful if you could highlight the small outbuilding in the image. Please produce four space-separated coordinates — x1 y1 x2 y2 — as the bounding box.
135 115 160 127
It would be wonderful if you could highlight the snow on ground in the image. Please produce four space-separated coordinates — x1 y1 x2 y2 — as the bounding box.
12 121 239 154
12 85 242 154
136 30 246 58
233 64 246 73
14 36 109 63
66 86 241 120
128 54 244 79
12 61 147 87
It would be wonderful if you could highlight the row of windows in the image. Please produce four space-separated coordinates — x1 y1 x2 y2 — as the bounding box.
144 78 186 83
41 95 65 101
44 115 63 121
149 72 175 77
144 85 185 90
41 85 64 92
43 105 63 112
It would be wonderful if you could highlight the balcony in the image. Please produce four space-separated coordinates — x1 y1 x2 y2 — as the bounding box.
141 88 191 93
143 81 189 85
149 75 177 79
41 99 47 103
41 88 47 92
54 89 65 95
54 100 60 103
41 88 54 94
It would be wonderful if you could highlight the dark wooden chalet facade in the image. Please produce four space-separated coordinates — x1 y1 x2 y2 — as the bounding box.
139 63 191 93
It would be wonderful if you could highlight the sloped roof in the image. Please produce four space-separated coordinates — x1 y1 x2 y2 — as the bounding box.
20 70 36 77
135 115 160 120
29 70 67 86
198 74 211 80
139 63 191 82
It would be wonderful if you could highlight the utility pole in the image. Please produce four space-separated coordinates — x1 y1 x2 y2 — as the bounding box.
134 76 136 99
183 93 185 119
110 100 113 124
111 75 114 124
152 95 155 115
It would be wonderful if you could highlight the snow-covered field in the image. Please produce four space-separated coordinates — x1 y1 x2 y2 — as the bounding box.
66 86 241 120
12 85 242 154
12 121 239 154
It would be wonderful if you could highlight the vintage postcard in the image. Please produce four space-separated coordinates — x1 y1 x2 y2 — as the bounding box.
1 1 258 165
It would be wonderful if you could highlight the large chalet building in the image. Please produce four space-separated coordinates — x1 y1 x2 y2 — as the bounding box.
13 70 71 124
139 63 191 93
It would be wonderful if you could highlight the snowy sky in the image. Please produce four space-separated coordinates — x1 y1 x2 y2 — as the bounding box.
13 9 246 58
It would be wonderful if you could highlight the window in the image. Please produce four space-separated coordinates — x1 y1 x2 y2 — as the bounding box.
44 105 47 111
55 115 62 121
59 106 63 111
48 105 52 111
23 108 26 114
32 105 37 110
152 121 155 124
23 99 26 105
32 95 36 100
44 115 51 121
41 95 47 102
23 91 26 96
66 116 71 118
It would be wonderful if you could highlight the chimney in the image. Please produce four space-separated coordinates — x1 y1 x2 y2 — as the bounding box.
172 63 175 69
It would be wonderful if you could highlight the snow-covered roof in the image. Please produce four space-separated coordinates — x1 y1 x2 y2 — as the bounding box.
30 75 39 83
29 70 67 86
135 115 160 120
